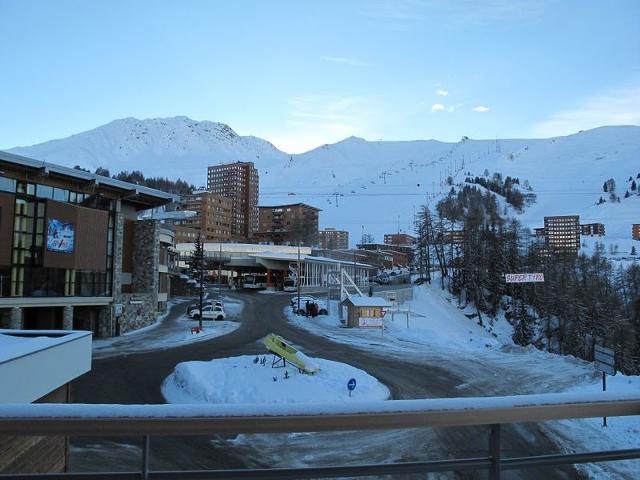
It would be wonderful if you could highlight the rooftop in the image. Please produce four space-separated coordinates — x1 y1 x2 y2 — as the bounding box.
0 150 177 210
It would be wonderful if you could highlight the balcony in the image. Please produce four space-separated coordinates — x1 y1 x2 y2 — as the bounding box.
0 392 639 479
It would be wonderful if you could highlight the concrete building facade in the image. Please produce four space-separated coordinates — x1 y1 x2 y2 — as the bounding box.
175 191 232 242
256 203 321 247
319 228 349 250
580 223 605 237
544 215 581 254
207 161 259 241
384 233 416 246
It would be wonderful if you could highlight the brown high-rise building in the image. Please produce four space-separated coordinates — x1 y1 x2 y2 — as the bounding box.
256 203 320 246
544 215 580 254
319 228 349 250
207 161 259 241
633 224 640 241
175 191 232 242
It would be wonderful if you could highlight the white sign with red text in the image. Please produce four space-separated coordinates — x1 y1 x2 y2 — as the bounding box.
505 273 545 283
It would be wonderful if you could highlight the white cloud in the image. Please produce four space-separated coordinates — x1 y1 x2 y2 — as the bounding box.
321 56 369 67
473 106 490 112
431 103 445 112
528 86 640 137
436 89 449 97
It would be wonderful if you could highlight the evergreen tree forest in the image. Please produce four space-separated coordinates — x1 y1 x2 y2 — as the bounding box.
415 184 640 374
74 165 194 195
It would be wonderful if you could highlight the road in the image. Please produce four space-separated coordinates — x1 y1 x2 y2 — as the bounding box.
70 289 582 479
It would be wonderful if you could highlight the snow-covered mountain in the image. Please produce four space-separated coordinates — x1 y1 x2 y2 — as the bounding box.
6 117 640 249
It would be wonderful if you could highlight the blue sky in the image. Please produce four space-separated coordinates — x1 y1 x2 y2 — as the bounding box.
1 0 639 153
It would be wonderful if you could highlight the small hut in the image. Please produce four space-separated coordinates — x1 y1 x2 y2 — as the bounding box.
341 296 392 328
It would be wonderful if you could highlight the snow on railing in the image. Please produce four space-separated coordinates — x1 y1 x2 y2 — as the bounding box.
1 391 639 436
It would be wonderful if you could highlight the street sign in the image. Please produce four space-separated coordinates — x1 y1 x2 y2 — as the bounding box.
594 344 616 427
594 345 615 376
347 378 357 397
505 273 545 283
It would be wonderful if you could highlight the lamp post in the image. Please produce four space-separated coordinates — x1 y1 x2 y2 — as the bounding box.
218 242 222 299
297 239 301 314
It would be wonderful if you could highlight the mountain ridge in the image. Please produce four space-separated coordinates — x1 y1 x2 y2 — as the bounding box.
5 117 640 247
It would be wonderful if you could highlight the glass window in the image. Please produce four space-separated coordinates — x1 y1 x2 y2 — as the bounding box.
26 183 35 196
53 188 68 202
69 191 77 203
36 184 53 199
0 177 16 193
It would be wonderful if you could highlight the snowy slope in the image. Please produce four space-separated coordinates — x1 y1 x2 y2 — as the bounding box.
6 117 640 246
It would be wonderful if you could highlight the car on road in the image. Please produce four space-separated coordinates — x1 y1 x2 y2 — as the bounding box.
188 304 226 320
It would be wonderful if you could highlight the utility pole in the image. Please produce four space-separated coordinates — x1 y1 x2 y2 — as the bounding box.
198 234 204 330
218 242 222 298
297 239 301 314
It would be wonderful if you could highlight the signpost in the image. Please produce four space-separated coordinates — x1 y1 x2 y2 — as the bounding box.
505 273 545 283
594 344 616 427
347 378 357 397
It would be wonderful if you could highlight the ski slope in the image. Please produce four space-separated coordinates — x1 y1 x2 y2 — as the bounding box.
7 117 639 246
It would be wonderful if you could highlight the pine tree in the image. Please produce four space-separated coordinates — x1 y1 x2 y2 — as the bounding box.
512 302 534 346
188 235 206 329
632 246 637 256
632 180 637 191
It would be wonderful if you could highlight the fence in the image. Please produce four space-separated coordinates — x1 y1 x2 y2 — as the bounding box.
1 391 639 479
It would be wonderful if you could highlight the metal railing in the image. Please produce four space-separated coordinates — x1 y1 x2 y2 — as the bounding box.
1 391 639 479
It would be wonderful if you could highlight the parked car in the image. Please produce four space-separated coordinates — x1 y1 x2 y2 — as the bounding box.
290 295 316 307
290 295 328 315
189 305 226 320
283 278 297 292
187 300 223 315
374 273 390 285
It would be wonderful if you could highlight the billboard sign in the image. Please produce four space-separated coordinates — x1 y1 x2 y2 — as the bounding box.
47 219 75 254
505 273 544 283
359 317 383 328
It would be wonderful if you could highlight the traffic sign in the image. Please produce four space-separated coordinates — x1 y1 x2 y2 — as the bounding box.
347 378 357 397
594 345 615 375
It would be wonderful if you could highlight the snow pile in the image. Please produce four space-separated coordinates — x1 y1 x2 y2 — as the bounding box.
161 355 390 405
0 332 62 363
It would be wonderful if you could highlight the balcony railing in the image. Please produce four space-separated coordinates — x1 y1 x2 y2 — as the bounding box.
1 391 639 479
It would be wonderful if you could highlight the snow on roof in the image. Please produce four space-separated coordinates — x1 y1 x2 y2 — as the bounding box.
0 150 177 205
0 330 92 403
342 296 392 307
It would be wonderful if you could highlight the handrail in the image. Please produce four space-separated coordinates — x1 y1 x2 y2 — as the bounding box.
1 391 639 436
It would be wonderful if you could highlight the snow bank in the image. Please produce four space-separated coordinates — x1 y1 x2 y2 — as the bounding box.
161 355 390 405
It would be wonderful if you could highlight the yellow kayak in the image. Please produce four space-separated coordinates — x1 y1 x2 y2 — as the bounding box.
263 333 320 374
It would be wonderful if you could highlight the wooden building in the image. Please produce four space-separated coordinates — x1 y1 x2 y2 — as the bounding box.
342 296 391 328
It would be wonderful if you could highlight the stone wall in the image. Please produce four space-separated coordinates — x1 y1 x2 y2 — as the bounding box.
117 293 157 334
133 219 159 304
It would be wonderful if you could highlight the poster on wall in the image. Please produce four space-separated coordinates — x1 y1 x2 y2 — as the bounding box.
47 218 75 253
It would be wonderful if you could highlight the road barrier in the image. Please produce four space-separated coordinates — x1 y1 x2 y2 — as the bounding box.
1 392 639 479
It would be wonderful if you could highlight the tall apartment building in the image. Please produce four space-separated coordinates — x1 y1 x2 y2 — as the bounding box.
633 224 640 241
544 215 580 254
207 161 259 241
256 203 320 246
319 228 349 250
384 233 416 246
175 191 232 242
